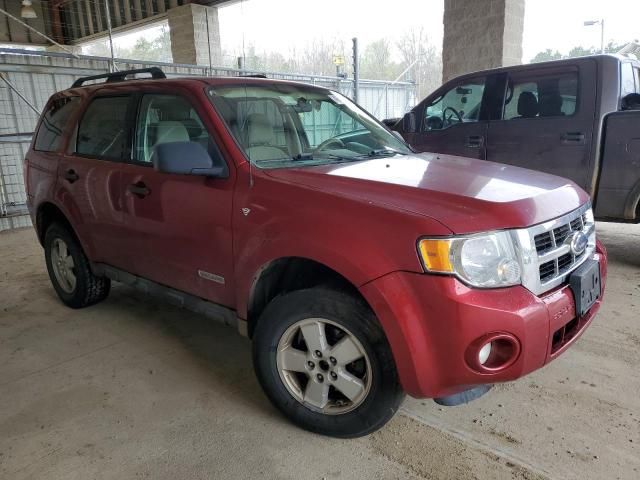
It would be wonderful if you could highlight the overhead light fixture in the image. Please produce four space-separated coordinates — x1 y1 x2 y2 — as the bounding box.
21 0 37 19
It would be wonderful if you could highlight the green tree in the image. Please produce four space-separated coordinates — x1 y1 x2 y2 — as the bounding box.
125 27 172 62
531 49 563 63
531 41 630 63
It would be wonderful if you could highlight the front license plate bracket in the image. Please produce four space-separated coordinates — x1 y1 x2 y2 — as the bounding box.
569 259 601 317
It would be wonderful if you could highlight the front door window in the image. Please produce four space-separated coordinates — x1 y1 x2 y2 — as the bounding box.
424 78 486 131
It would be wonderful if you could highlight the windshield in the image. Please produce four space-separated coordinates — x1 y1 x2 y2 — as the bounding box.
207 84 410 168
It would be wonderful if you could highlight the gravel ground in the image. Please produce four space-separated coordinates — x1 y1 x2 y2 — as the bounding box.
0 223 638 480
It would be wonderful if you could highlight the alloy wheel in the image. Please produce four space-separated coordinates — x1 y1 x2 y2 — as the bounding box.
276 317 372 415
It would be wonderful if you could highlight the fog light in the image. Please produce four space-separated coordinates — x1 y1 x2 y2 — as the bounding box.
478 342 492 365
465 333 521 373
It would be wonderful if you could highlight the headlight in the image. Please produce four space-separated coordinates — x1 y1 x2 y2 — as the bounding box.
418 231 521 288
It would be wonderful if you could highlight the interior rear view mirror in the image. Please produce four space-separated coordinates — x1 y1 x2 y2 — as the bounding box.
456 87 472 95
152 142 227 177
293 97 314 113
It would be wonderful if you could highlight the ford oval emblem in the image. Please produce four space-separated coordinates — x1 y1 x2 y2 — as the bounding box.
569 231 588 255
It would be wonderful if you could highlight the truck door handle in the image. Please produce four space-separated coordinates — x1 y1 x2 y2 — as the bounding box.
63 169 79 183
561 132 585 144
465 135 484 148
128 181 150 198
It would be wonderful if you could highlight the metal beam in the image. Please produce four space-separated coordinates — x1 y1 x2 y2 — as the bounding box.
85 1 94 35
0 7 79 57
0 73 39 115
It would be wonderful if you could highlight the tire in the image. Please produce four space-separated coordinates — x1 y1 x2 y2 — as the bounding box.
44 223 110 308
252 288 405 438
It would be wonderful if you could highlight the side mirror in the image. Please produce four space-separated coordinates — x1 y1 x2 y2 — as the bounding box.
402 112 416 133
152 142 227 177
621 93 640 110
382 117 400 128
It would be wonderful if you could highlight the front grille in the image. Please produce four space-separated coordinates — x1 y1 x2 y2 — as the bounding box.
552 224 571 246
534 232 554 255
557 253 573 272
551 316 584 354
570 217 583 231
539 261 556 282
519 204 596 296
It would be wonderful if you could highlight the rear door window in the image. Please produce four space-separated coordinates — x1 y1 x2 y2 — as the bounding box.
75 96 130 160
502 71 578 120
34 96 80 152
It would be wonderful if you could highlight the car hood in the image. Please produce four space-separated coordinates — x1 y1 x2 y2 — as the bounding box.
263 152 589 234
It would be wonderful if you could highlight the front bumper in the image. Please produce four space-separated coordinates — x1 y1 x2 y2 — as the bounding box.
360 241 607 399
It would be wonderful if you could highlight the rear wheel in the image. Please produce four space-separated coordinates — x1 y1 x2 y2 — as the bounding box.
44 223 110 308
252 288 404 438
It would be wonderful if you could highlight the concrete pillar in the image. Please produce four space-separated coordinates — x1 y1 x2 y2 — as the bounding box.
167 4 222 67
442 0 524 82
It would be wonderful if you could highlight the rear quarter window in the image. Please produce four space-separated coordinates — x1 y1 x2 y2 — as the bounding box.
621 62 636 96
33 96 81 152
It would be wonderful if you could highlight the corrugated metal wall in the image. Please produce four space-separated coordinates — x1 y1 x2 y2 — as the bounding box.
0 48 416 231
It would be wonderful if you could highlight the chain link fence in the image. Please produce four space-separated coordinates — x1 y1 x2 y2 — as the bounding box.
0 48 416 231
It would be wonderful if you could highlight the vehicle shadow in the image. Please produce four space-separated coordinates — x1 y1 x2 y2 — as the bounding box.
100 283 277 418
597 222 640 269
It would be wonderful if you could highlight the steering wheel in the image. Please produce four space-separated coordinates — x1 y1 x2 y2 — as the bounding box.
442 106 463 126
315 137 346 152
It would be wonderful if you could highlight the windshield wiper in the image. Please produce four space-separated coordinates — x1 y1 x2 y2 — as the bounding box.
361 148 405 158
292 153 357 162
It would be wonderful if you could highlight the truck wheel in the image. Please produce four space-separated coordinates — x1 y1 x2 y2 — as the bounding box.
252 288 404 438
44 223 110 308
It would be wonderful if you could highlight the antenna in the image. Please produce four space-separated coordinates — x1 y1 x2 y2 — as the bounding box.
239 0 253 188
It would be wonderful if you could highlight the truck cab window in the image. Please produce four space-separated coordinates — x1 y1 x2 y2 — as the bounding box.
423 78 486 131
503 72 578 120
621 62 637 96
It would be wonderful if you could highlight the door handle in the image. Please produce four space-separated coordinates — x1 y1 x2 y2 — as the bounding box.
561 132 585 144
465 135 484 148
128 181 150 198
63 169 79 183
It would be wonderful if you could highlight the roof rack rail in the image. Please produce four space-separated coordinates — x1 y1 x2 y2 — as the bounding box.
71 67 166 88
238 73 267 78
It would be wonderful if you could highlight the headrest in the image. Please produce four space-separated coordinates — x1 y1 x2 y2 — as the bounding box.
538 93 563 117
247 113 274 145
517 91 538 118
153 121 189 144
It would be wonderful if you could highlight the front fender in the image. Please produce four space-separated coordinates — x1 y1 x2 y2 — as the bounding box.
234 234 390 319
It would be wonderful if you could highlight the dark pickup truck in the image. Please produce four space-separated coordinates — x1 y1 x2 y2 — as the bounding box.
389 55 640 223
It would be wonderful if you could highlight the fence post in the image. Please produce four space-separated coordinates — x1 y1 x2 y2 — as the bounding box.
352 38 359 103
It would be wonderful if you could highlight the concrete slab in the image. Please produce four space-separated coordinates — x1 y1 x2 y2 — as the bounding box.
0 224 638 479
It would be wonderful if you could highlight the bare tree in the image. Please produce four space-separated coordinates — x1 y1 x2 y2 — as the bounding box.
360 38 402 81
396 28 442 98
297 38 347 76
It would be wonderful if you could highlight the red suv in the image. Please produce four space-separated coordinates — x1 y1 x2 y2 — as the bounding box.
25 68 607 438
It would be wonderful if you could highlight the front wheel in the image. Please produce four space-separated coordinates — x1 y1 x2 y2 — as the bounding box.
252 288 404 438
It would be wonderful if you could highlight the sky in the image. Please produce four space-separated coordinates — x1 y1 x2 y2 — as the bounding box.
216 0 638 62
84 0 638 63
